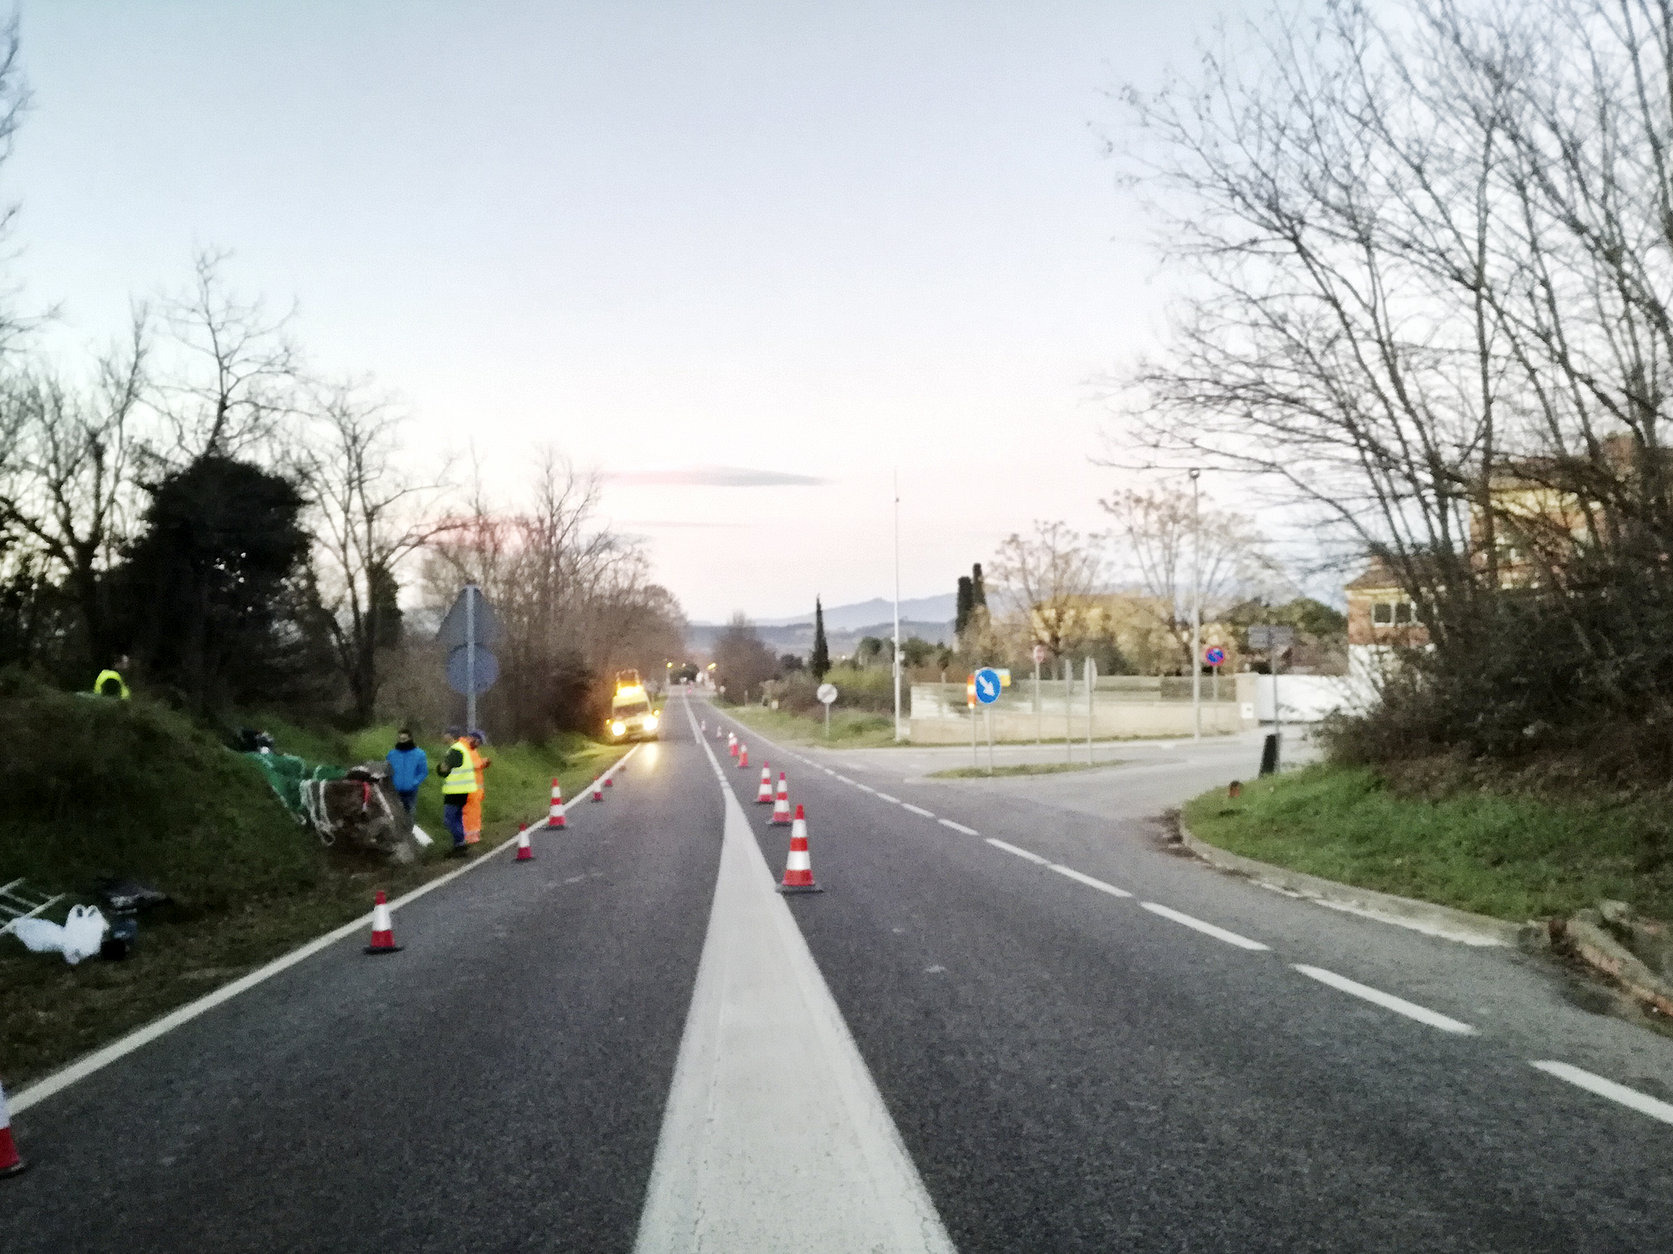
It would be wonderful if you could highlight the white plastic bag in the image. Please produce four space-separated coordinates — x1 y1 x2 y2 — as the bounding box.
410 824 434 848
59 904 109 965
9 916 66 955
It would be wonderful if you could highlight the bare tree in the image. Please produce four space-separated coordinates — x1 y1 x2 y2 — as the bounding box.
987 521 1105 659
1101 485 1278 672
306 382 452 724
0 311 149 660
155 248 304 466
713 614 777 702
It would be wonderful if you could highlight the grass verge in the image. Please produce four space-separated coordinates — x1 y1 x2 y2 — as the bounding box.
722 704 899 748
2 691 623 1090
1181 763 1673 923
927 761 1120 779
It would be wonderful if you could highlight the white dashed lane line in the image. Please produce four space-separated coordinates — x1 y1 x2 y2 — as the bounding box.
1530 1061 1673 1127
874 792 901 804
939 819 979 836
856 784 877 794
901 803 935 818
835 775 855 785
985 837 1051 866
1049 864 1133 899
1140 902 1270 951
1292 964 1477 1035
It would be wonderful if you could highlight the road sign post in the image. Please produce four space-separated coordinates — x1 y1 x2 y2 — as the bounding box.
973 667 1002 776
1246 626 1294 770
439 584 502 728
1204 646 1226 715
1085 657 1096 763
1032 643 1046 743
817 682 838 739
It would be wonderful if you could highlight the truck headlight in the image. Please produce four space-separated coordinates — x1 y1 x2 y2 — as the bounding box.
611 720 627 737
644 714 659 732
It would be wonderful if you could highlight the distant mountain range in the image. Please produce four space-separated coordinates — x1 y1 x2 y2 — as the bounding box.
688 593 959 657
695 593 958 633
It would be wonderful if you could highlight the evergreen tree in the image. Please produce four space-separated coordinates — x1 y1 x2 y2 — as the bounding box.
955 576 973 636
810 596 831 679
971 562 987 610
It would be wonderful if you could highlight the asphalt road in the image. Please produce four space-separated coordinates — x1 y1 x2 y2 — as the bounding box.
10 696 1673 1251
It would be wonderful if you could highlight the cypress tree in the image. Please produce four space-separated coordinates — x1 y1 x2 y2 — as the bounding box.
810 597 831 679
971 562 987 610
955 576 974 636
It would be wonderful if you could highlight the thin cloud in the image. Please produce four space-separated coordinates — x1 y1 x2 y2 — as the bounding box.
614 520 751 529
605 465 830 488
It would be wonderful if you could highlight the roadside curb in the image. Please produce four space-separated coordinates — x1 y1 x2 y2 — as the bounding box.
1176 822 1524 948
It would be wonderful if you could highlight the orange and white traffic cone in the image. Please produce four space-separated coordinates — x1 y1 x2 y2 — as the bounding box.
0 1079 27 1179
515 821 534 862
604 774 614 789
591 782 604 802
700 719 706 732
771 773 792 825
739 745 749 769
548 778 567 828
728 734 738 758
755 765 773 803
365 890 402 955
778 806 822 894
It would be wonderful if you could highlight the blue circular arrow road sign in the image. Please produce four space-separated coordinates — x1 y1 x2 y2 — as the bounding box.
973 667 1002 705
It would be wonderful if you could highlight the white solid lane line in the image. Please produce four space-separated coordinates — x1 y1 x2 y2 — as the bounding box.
1292 964 1477 1034
874 792 901 803
901 803 935 818
985 837 1051 865
1142 902 1270 951
1050 864 1133 899
834 774 854 784
1530 1061 1673 1126
636 707 956 1253
940 819 979 835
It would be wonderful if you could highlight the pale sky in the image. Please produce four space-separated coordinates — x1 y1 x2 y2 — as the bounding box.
10 0 1243 623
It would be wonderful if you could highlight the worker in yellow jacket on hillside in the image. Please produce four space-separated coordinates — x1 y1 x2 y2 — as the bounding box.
92 656 131 700
462 728 491 844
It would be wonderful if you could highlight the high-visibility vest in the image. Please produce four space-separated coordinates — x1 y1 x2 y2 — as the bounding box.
441 739 477 795
93 669 130 700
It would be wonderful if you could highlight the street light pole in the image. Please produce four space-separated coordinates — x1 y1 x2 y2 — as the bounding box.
1190 468 1202 739
893 471 904 742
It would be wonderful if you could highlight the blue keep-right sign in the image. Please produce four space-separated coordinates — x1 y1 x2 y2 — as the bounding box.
973 667 1002 704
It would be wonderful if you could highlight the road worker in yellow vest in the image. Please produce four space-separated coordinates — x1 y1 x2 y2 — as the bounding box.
435 725 477 856
462 728 491 844
92 656 131 700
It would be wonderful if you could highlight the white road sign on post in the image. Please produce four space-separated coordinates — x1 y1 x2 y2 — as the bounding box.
817 683 838 738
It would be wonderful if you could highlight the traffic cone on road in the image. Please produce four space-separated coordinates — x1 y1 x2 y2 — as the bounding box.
604 774 614 789
755 765 773 803
739 745 749 769
728 734 738 758
548 778 567 828
0 1079 27 1179
364 890 402 955
515 821 534 862
592 782 604 802
700 719 706 733
778 806 822 894
771 774 792 825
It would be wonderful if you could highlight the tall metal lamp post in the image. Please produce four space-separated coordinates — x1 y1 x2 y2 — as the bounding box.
893 472 904 742
1190 468 1202 739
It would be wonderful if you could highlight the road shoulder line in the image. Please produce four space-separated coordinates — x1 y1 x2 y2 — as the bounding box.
1293 963 1478 1034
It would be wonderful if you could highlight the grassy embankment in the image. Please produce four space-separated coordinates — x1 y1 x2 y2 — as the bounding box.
1182 763 1673 923
927 761 1117 780
0 677 622 1088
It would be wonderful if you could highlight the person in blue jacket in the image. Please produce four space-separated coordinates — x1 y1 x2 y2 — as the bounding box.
385 728 428 815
